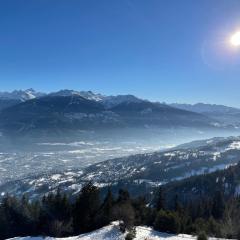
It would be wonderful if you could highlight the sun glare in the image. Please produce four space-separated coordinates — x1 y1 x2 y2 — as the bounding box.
230 31 240 46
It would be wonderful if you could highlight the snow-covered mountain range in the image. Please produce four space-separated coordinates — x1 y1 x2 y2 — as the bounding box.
0 90 218 135
1 89 240 113
0 89 143 108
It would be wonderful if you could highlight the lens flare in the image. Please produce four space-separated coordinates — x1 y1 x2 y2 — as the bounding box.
230 31 240 46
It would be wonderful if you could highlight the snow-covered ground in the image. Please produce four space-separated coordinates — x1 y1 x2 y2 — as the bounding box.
7 222 227 240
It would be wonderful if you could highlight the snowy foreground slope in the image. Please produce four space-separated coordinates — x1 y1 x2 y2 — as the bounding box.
8 222 227 240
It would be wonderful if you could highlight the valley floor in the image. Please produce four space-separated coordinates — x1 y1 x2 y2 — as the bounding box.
8 222 228 240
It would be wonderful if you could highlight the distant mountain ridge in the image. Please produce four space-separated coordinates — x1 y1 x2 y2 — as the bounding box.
1 89 239 112
0 95 215 134
171 103 240 126
0 89 238 134
0 89 218 133
0 89 145 109
171 103 240 114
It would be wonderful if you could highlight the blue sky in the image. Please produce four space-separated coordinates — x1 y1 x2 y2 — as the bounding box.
0 0 240 106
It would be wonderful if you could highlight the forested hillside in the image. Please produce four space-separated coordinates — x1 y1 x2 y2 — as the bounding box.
1 179 240 240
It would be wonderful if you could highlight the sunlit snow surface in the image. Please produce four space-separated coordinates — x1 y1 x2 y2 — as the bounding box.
7 222 228 240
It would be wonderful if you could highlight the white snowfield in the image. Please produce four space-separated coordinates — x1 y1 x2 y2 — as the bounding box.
7 222 228 240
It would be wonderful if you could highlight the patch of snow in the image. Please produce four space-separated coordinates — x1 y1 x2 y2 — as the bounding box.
0 89 45 101
172 163 236 182
212 152 221 161
164 152 176 157
8 222 229 240
226 141 240 151
51 174 62 181
49 90 105 102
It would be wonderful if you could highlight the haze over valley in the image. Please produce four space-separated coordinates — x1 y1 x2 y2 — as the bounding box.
0 89 240 195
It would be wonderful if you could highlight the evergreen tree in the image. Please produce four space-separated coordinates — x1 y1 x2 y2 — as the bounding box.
117 189 131 204
39 190 72 236
154 210 181 234
73 182 101 233
197 231 208 240
212 191 225 219
113 189 135 231
174 194 182 213
95 188 114 227
0 200 9 239
132 196 153 226
155 187 165 211
102 188 114 219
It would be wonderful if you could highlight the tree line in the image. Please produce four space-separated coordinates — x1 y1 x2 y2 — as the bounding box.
0 182 240 239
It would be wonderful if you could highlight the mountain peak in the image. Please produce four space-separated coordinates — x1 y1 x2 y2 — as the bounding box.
49 89 106 101
0 89 45 101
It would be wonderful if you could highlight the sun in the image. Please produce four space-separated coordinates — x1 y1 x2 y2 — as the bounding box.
230 31 240 46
